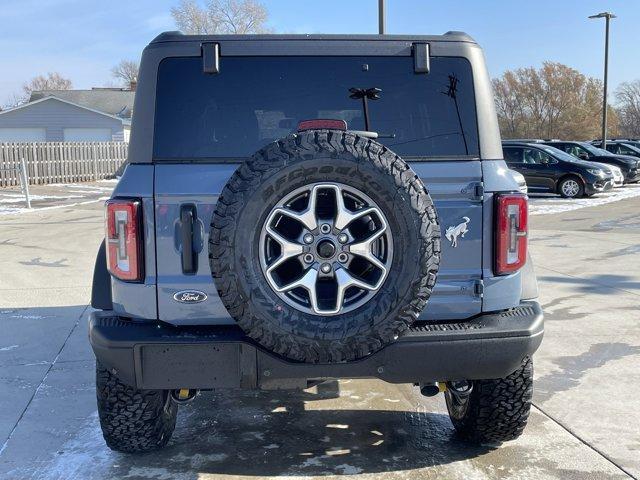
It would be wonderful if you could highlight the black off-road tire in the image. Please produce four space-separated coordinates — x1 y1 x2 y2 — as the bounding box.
445 357 533 444
210 130 440 363
96 361 177 453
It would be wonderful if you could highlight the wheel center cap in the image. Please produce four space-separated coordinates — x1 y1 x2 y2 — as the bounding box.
317 240 336 259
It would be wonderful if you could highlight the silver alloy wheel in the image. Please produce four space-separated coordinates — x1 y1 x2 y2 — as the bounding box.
259 182 393 316
561 179 580 197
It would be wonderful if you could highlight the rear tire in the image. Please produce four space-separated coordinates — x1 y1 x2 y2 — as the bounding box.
96 361 177 453
558 176 584 198
445 357 533 444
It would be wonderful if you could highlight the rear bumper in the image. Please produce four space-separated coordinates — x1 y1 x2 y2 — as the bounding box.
89 301 544 390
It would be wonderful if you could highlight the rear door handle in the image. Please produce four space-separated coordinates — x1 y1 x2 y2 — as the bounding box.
180 204 197 274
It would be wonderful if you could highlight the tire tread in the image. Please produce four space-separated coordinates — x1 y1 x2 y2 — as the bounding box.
96 362 177 453
446 357 533 443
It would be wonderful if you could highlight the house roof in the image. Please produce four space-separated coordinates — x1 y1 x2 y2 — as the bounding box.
29 88 135 119
0 96 129 124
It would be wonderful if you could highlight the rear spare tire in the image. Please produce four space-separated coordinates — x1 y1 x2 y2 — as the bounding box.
210 130 440 363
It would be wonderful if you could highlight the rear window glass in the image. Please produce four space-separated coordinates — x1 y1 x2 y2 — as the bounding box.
154 56 479 159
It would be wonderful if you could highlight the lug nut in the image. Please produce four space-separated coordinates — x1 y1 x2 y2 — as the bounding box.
338 233 349 244
338 253 349 263
303 253 314 264
320 263 332 274
320 224 331 234
303 233 314 244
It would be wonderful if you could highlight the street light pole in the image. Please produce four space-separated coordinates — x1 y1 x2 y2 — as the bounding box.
378 0 386 34
589 12 616 149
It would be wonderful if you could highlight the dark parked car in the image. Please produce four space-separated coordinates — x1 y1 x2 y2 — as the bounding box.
503 141 614 198
541 140 640 183
592 140 640 159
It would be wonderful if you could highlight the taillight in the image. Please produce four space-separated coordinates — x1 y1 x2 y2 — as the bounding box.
297 119 347 132
495 194 528 275
105 199 143 282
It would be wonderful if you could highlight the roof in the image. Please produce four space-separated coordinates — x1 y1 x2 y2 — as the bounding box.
0 96 128 123
29 88 135 119
150 31 477 44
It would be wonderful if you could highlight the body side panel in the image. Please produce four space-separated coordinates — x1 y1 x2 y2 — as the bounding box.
109 164 158 319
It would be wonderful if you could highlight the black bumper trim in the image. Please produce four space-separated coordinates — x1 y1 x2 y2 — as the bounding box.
89 301 544 389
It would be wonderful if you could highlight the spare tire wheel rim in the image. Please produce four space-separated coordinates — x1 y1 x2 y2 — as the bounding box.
259 182 393 316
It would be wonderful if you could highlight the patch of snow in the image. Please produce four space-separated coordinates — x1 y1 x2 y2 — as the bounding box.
529 184 640 216
123 467 180 479
326 423 349 429
52 184 114 192
0 194 85 203
300 456 325 468
0 197 109 216
3 412 112 479
335 464 364 474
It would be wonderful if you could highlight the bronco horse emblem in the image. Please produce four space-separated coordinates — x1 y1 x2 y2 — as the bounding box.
445 217 470 248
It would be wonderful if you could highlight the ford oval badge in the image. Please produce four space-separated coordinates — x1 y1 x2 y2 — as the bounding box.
173 290 208 304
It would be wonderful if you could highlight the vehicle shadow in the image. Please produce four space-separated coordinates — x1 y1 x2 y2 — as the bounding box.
114 385 493 477
538 273 640 294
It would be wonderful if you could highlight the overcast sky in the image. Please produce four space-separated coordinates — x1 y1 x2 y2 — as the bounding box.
1 0 638 105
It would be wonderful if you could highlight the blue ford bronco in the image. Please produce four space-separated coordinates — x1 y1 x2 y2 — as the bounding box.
89 32 543 452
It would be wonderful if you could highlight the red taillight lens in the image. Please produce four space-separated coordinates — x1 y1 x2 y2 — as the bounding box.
297 119 347 132
495 194 528 275
105 199 143 282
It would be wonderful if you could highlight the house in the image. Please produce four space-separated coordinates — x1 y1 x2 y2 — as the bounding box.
0 87 135 143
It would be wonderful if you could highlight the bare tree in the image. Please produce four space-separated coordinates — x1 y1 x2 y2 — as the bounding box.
493 71 525 138
111 60 139 87
493 62 618 140
615 80 640 137
22 72 72 101
171 0 217 33
2 92 27 110
171 0 271 34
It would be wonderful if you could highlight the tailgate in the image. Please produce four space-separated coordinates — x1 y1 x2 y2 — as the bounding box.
154 160 483 325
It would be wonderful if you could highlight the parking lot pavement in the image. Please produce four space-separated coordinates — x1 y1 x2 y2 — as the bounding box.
0 184 638 479
528 195 640 479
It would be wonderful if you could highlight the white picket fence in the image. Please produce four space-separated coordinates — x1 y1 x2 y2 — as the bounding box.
0 142 128 187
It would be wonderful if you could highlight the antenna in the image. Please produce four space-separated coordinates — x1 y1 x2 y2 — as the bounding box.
349 87 382 131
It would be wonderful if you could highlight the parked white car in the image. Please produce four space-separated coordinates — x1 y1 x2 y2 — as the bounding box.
591 162 624 187
509 169 528 194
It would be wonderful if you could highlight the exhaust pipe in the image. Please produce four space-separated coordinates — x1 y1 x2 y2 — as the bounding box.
171 388 199 404
419 382 442 397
